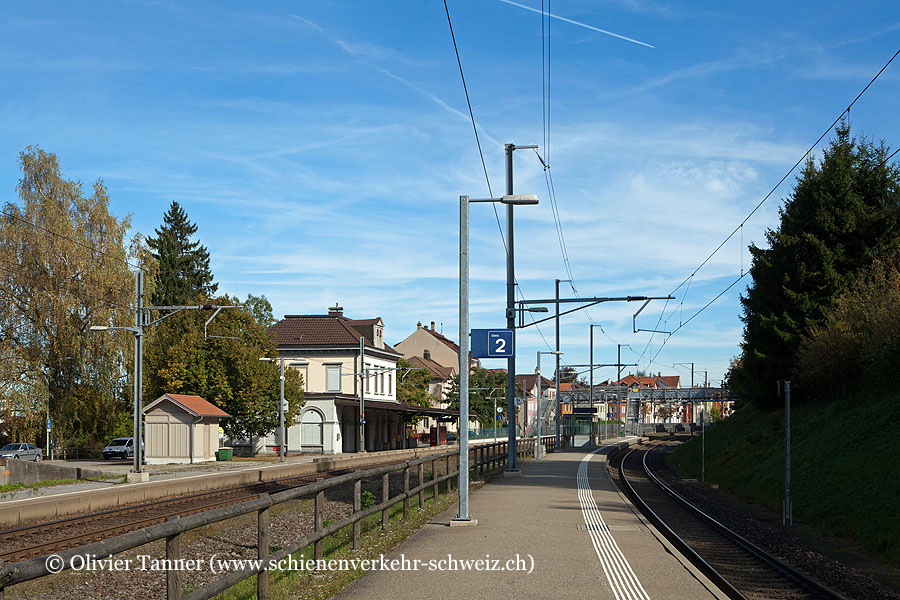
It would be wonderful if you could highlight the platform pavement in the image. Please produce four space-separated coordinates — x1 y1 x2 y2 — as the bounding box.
339 439 728 600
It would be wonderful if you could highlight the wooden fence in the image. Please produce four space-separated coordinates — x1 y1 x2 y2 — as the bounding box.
0 437 545 600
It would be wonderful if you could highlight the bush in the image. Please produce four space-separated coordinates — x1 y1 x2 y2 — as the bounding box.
797 254 900 400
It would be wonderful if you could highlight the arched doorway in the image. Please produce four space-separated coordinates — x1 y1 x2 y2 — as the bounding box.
301 409 324 453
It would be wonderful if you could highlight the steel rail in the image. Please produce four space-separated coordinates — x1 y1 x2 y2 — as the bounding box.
638 444 849 600
618 446 748 600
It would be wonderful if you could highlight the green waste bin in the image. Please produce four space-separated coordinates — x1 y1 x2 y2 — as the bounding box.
216 447 233 461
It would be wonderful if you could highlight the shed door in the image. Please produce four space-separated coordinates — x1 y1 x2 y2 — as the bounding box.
169 422 190 458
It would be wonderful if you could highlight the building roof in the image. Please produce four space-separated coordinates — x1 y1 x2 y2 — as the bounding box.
268 314 398 352
406 355 455 380
515 373 553 391
144 394 230 418
616 374 681 389
416 326 461 354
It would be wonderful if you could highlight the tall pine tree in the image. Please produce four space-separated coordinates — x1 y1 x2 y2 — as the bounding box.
147 201 217 305
730 123 900 408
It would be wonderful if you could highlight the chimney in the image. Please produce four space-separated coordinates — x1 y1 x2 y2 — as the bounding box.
417 321 422 329
430 321 435 332
328 303 344 317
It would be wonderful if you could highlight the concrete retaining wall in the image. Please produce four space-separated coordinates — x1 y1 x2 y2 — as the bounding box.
0 458 111 487
0 444 460 528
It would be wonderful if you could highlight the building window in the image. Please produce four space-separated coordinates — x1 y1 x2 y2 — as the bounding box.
387 373 392 397
379 370 384 395
364 363 370 393
326 365 341 392
293 363 309 392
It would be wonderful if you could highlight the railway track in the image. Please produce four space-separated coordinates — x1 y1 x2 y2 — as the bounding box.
0 465 365 563
616 440 849 600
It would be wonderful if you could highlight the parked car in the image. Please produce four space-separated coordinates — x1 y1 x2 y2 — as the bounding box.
0 443 42 461
102 437 139 460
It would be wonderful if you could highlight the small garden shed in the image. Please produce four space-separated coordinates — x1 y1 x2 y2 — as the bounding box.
143 394 229 464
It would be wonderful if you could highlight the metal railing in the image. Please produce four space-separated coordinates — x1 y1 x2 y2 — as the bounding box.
0 438 538 600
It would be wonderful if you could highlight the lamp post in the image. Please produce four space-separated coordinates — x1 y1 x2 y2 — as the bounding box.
536 350 562 459
459 193 538 524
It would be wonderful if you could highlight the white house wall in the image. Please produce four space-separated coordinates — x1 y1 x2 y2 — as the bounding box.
286 352 397 402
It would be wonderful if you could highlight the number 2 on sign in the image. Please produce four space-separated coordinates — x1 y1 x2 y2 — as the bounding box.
495 337 506 354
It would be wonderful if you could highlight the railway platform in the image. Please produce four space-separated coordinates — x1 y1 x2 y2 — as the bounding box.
340 440 728 600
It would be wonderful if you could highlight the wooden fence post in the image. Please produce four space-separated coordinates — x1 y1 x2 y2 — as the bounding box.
417 462 424 510
257 494 270 600
315 489 324 561
445 454 452 492
353 479 361 551
165 516 182 600
403 464 410 519
382 473 390 532
432 458 438 501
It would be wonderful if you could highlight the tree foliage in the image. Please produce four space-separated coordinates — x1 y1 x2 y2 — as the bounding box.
142 295 303 439
243 293 275 328
0 147 143 447
730 123 900 408
796 254 900 402
446 367 507 426
396 358 434 408
147 201 217 306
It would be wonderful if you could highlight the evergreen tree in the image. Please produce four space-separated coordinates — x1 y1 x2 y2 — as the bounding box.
731 123 900 408
147 201 217 306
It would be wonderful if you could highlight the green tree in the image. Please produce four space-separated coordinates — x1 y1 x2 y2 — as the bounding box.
147 201 217 306
0 147 141 448
142 295 303 439
243 293 275 328
396 358 433 408
731 123 900 408
446 367 507 426
796 253 900 401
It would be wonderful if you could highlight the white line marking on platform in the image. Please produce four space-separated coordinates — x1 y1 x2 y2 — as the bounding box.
578 448 651 600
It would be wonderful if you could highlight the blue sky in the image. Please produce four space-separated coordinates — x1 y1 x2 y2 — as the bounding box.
2 1 900 387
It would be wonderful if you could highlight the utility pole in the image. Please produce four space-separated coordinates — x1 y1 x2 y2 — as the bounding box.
359 335 366 453
133 271 144 474
554 278 569 449
783 380 792 526
504 143 538 473
589 325 595 445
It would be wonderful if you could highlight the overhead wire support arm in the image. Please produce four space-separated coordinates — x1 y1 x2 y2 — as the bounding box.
516 295 672 329
633 298 675 335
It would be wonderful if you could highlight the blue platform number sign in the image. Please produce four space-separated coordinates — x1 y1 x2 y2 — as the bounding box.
47 418 51 432
470 328 515 359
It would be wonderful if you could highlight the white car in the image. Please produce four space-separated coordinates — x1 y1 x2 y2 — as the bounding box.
102 437 137 460
0 443 42 461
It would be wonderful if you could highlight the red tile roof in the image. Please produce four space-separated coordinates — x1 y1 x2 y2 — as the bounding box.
268 314 397 351
407 355 455 380
163 394 229 417
616 374 681 389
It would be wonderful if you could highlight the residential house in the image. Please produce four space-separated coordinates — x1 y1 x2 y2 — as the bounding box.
394 321 479 372
516 373 554 435
395 321 476 435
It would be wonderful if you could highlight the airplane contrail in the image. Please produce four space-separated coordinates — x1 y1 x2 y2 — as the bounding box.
497 0 655 49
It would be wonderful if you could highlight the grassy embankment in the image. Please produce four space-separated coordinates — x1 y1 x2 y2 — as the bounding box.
668 393 900 565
